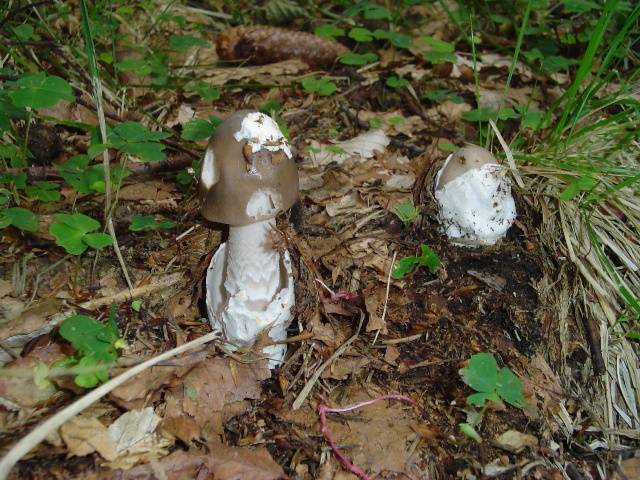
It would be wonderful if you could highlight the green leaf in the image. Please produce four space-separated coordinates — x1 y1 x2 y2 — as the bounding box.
49 222 87 254
416 244 442 274
392 256 417 279
53 213 100 234
60 315 108 353
459 353 498 393
422 50 457 64
25 181 60 202
13 24 34 42
181 118 215 141
496 367 526 408
83 232 112 250
1 207 39 232
129 214 176 231
59 314 120 363
118 141 166 162
338 52 379 66
314 24 344 38
420 36 455 53
625 331 640 341
393 202 418 226
113 122 170 142
385 75 409 89
115 56 152 76
467 391 501 406
373 30 412 49
9 72 75 109
186 82 221 100
169 34 209 49
459 423 482 442
301 77 337 96
131 300 143 312
363 4 391 19
348 27 373 42
462 107 494 122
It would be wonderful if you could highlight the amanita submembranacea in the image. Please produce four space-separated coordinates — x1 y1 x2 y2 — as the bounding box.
434 145 516 246
199 111 298 366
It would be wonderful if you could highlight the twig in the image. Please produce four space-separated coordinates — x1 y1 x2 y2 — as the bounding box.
318 394 423 480
0 330 221 478
292 310 364 410
77 272 182 311
15 154 193 180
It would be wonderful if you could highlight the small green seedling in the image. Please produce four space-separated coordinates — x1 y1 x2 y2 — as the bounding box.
129 214 176 232
459 353 526 408
186 82 221 101
392 244 441 279
393 202 418 227
49 213 112 255
385 75 409 89
131 299 143 312
301 77 337 96
55 306 125 388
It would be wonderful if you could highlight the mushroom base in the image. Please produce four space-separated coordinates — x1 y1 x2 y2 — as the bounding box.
205 241 295 367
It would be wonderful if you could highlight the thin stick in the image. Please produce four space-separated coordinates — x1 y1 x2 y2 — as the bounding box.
292 311 364 410
0 331 220 479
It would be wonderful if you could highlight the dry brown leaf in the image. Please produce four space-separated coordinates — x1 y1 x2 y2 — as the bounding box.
0 343 62 407
162 358 270 442
352 110 425 137
308 130 390 167
364 287 388 334
111 445 284 480
326 388 419 475
321 356 370 380
203 60 308 85
118 181 177 202
60 415 117 461
493 430 538 453
110 350 208 409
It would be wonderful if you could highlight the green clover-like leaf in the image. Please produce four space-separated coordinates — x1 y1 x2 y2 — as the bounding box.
338 52 379 66
9 72 74 109
314 24 345 38
1 207 39 232
459 353 498 394
301 77 337 96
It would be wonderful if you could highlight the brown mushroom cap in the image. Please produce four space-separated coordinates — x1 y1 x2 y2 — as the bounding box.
199 110 299 226
435 145 499 190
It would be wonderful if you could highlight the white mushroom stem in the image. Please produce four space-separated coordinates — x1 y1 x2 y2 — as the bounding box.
224 219 281 310
205 191 295 367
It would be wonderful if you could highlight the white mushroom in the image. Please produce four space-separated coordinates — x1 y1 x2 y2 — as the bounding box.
434 145 516 246
200 111 298 366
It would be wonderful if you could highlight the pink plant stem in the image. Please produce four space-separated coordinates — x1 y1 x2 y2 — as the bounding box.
318 394 423 480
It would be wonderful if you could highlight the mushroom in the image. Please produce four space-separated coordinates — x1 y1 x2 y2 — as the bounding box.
199 110 298 366
434 145 516 246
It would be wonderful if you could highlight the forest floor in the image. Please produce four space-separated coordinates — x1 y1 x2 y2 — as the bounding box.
1 1 639 479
